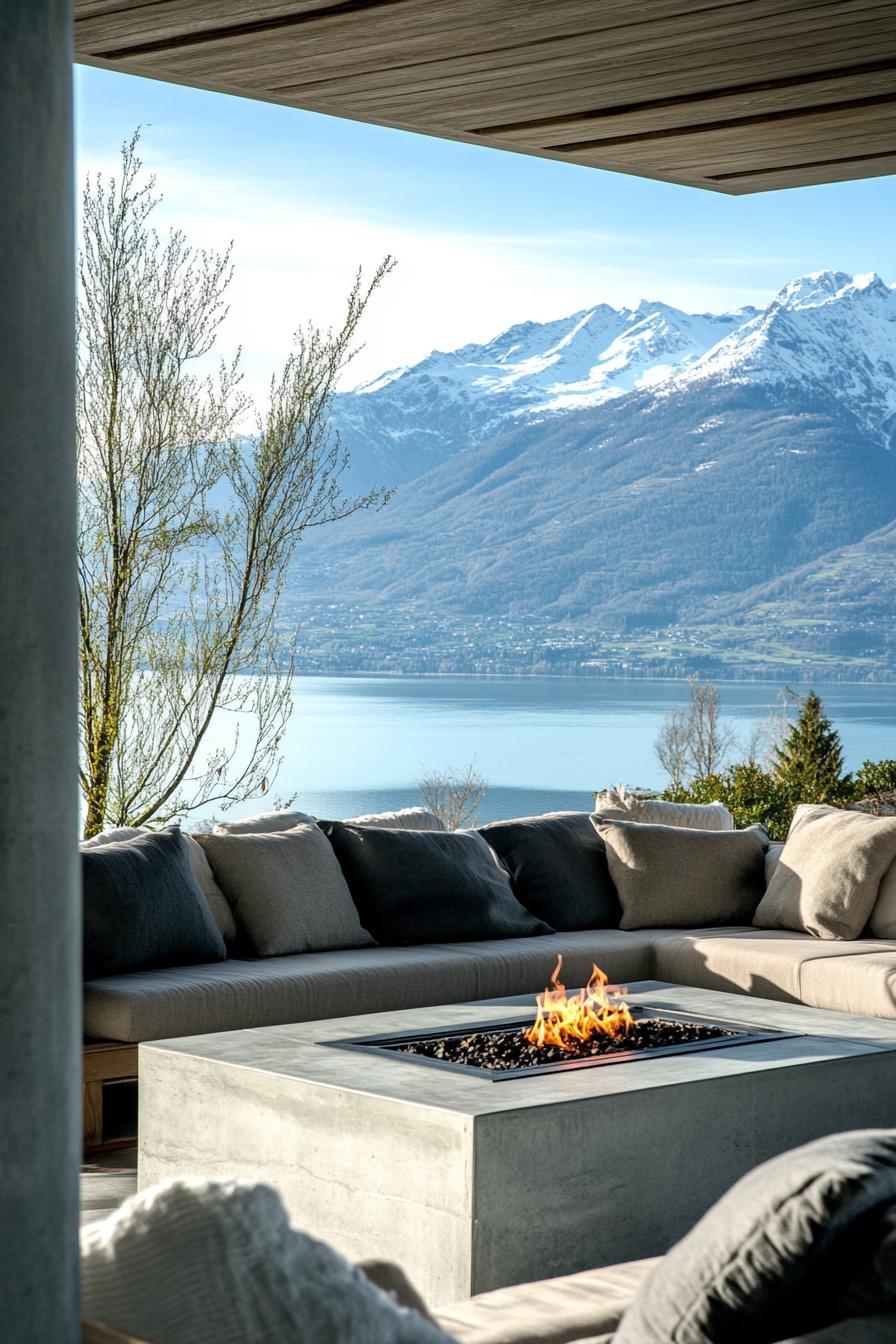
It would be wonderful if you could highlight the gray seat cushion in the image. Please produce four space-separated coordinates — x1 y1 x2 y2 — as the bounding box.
651 929 896 1007
83 930 656 1042
432 1257 655 1344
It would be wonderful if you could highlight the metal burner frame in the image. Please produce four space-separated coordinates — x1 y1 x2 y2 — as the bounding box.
329 1004 803 1081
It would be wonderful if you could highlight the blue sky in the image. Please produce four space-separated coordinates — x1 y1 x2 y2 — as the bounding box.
76 64 896 405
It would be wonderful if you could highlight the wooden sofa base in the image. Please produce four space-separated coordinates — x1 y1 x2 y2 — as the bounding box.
83 1040 138 1152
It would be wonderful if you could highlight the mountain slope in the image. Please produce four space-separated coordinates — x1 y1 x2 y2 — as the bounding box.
332 300 755 491
304 382 895 619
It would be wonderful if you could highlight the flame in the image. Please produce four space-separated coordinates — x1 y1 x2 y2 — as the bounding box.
524 955 633 1051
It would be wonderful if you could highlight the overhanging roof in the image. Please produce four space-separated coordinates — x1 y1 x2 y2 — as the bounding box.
75 0 896 194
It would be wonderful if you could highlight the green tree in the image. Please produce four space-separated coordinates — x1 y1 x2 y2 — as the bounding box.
772 690 849 805
78 133 393 836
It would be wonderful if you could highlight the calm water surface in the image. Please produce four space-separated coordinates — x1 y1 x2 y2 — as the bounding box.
206 675 896 826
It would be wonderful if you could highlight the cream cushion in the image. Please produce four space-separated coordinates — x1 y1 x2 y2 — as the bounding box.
79 825 235 943
592 788 733 831
213 808 317 835
754 804 896 940
342 807 445 830
651 928 896 1007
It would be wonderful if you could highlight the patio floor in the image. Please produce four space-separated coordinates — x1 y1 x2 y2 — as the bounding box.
81 1148 137 1227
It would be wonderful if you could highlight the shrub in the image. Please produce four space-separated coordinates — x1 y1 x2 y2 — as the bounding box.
853 759 896 799
665 762 793 839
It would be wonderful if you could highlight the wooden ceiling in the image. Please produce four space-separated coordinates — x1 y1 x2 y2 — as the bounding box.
74 0 896 194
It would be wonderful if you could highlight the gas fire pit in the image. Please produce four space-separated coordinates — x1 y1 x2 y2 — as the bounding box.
332 957 795 1078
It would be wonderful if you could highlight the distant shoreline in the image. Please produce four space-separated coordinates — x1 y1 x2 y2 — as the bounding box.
290 668 896 688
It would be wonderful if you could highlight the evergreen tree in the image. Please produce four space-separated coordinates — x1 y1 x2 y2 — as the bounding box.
772 691 848 804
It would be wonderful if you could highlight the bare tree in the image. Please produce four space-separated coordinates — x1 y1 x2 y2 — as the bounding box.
688 678 735 780
654 677 735 788
417 766 488 830
654 707 692 792
78 132 393 836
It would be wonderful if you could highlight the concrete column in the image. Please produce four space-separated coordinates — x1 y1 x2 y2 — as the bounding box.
0 3 79 1342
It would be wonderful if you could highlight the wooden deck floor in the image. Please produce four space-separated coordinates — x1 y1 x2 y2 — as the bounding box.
81 1148 138 1228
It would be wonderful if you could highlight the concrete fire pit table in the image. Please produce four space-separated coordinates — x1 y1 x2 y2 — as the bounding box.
138 980 896 1305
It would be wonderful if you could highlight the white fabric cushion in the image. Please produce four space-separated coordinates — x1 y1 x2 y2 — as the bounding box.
213 808 317 835
81 1178 450 1344
80 826 149 847
80 826 235 942
592 789 733 831
342 807 446 831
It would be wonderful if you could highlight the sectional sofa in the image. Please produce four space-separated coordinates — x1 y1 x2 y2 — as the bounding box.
83 798 896 1042
81 796 896 1144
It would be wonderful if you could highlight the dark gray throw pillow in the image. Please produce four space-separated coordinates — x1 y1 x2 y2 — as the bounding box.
319 822 554 945
592 816 768 929
615 1129 896 1344
82 827 227 980
479 812 621 931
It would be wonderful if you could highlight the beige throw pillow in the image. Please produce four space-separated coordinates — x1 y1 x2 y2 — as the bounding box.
197 826 374 956
592 816 768 930
754 804 896 940
592 788 734 831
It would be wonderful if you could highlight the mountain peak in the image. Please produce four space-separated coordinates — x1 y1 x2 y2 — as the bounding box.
772 269 890 311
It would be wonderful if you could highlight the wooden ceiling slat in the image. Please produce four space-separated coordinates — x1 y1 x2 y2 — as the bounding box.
72 0 896 194
549 97 896 165
97 1 878 102
485 67 896 148
263 4 892 106
708 151 896 192
310 30 896 127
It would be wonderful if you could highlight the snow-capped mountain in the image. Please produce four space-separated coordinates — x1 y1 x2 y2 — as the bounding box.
668 271 896 447
332 299 757 489
333 271 896 491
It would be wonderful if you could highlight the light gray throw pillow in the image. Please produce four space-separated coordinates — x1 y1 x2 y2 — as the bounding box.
869 855 896 939
754 804 896 940
197 826 373 956
592 816 768 929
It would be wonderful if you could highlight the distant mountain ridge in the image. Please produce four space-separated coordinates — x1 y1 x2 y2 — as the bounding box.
332 298 758 491
293 271 896 679
332 270 896 495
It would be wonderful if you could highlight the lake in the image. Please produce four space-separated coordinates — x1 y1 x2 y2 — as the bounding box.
206 675 896 826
